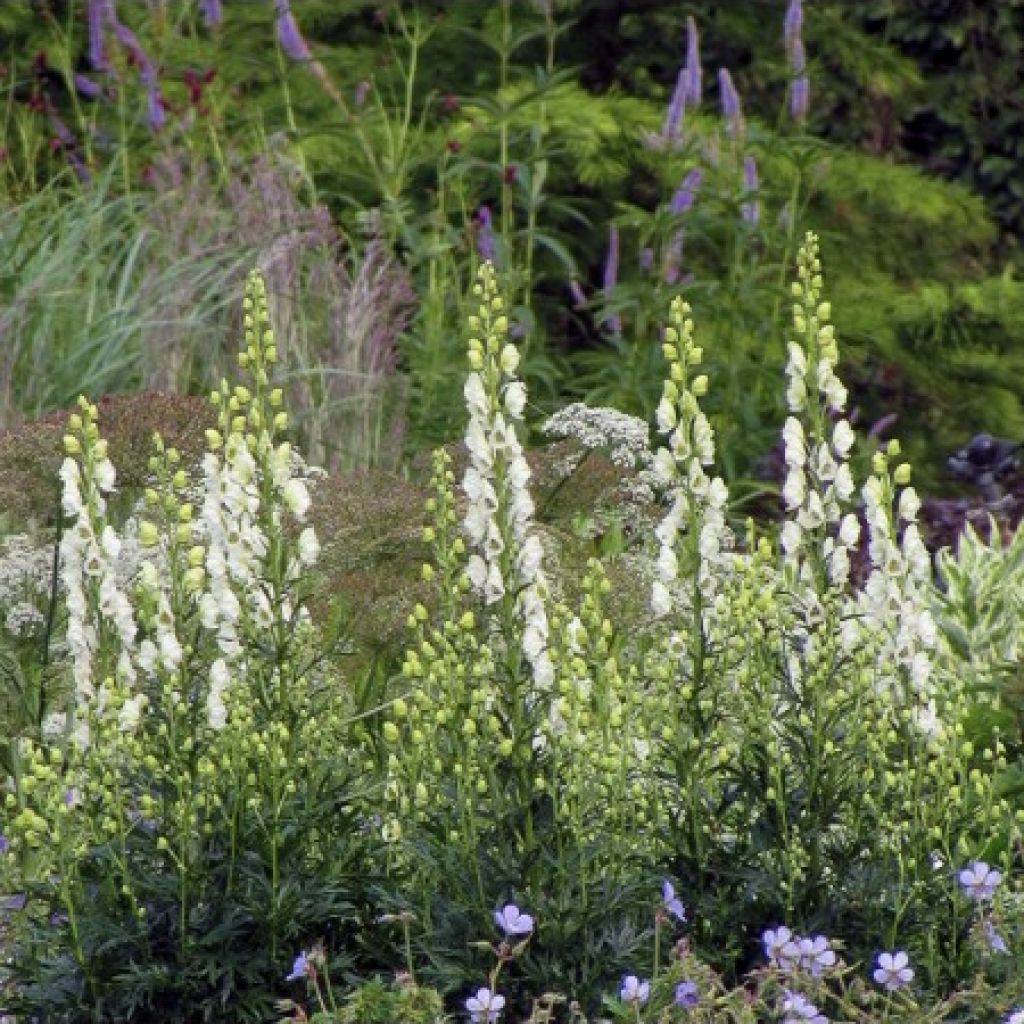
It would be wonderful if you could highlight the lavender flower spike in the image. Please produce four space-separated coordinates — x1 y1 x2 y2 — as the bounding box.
718 68 744 138
784 0 804 53
87 0 112 70
662 67 688 144
477 206 496 262
685 16 702 106
741 155 760 226
603 224 622 334
276 0 313 61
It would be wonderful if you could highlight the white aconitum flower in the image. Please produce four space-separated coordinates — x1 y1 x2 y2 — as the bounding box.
464 503 490 545
657 545 679 581
100 525 121 562
839 513 861 547
159 631 183 672
500 343 520 374
787 342 807 376
898 486 921 523
692 413 714 464
656 397 677 433
118 695 143 732
902 524 931 579
41 712 67 740
832 419 855 458
786 374 807 411
819 368 847 412
464 372 489 417
814 445 838 482
504 381 527 419
518 535 543 579
298 527 320 566
913 699 944 739
282 478 311 521
465 420 492 465
138 639 158 674
93 458 116 493
783 417 807 466
463 467 497 508
783 467 806 510
653 448 676 484
484 561 505 604
707 477 729 509
507 452 531 491
781 520 803 558
834 463 855 502
467 553 487 590
828 544 850 586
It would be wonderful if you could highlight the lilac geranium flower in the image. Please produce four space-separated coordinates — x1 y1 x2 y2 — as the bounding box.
1005 1010 1024 1024
781 990 827 1024
0 835 9 854
494 903 534 937
620 975 650 1005
797 934 836 977
199 0 222 28
286 950 309 982
675 980 699 1009
763 926 800 971
466 987 505 1023
661 880 686 922
873 950 913 991
959 861 1002 902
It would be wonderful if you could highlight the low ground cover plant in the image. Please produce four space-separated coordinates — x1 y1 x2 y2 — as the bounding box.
0 238 1022 1023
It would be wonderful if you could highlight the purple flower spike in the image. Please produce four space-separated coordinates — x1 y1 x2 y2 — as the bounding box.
663 232 684 285
146 81 166 130
873 950 913 991
671 167 702 215
569 279 587 308
718 68 744 138
199 0 222 28
494 903 534 937
476 206 496 262
286 950 309 982
791 71 810 122
663 68 687 144
675 980 699 1009
741 155 760 225
661 880 686 922
87 0 112 70
959 861 1002 902
784 0 804 52
620 975 650 1005
74 73 102 100
685 16 701 107
602 224 621 334
276 1 313 61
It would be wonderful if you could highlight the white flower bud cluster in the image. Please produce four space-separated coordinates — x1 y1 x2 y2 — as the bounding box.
855 448 936 699
650 297 731 618
0 533 54 639
542 402 653 470
462 263 553 690
59 401 138 734
781 234 858 589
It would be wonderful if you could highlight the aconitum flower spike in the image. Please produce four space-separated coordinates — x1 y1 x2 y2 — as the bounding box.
276 0 312 61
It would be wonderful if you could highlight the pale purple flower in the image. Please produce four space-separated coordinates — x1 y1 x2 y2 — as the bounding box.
791 70 810 122
784 0 803 53
675 980 699 1009
741 155 760 225
0 835 9 854
873 950 913 991
477 206 496 262
620 975 650 1005
569 279 587 308
354 80 371 108
671 168 702 215
797 935 836 977
763 926 800 971
661 880 686 922
199 0 222 28
640 247 655 272
685 16 701 106
286 951 309 982
466 987 505 1023
781 990 827 1024
494 903 534 937
959 861 1002 902
602 224 621 334
146 81 166 130
1005 1009 1024 1024
718 68 744 137
663 233 684 285
276 0 312 61
983 919 1009 955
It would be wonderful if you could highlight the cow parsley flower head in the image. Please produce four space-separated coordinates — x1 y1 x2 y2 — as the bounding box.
494 903 534 937
466 987 505 1023
620 975 650 1005
873 950 913 991
959 861 1002 902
